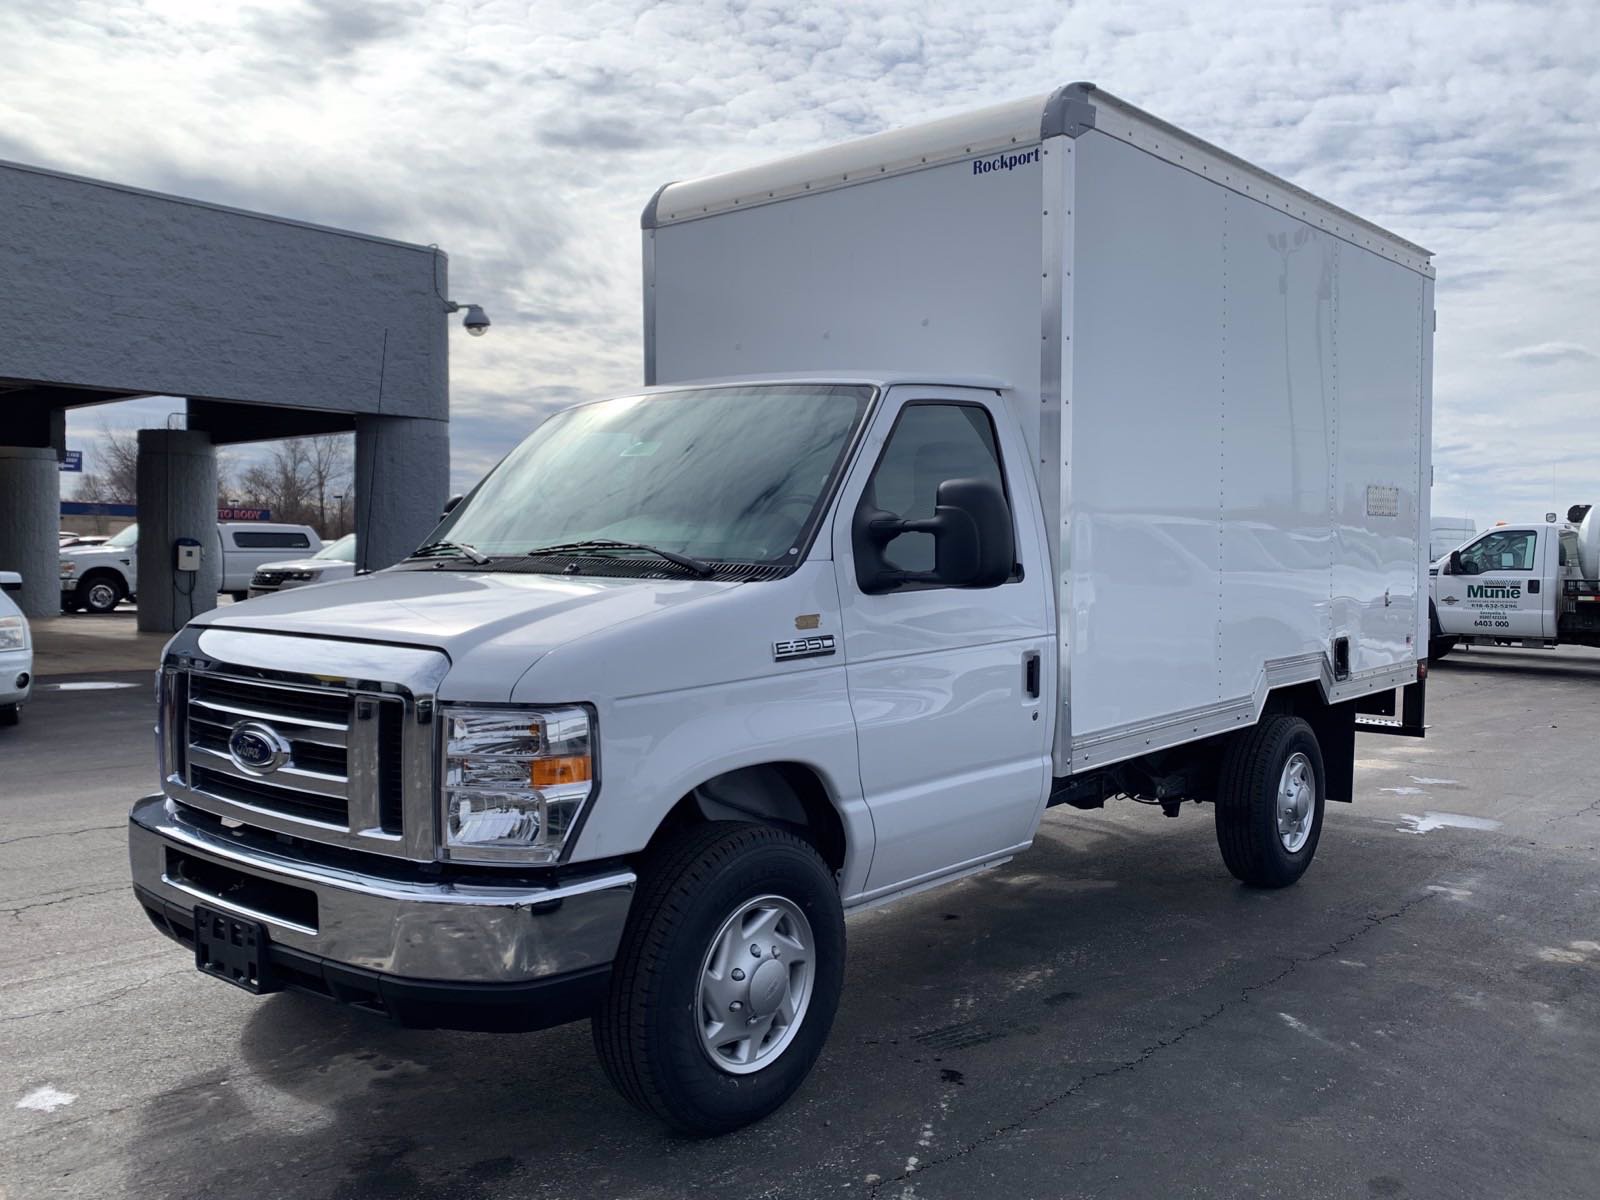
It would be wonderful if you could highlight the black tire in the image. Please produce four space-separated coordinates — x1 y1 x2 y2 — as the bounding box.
230 591 248 602
1428 602 1456 661
0 703 17 727
76 572 124 614
593 822 845 1135
1214 714 1325 888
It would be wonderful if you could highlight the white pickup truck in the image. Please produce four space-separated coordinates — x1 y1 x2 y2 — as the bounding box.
1429 506 1600 657
60 522 322 613
128 84 1435 1134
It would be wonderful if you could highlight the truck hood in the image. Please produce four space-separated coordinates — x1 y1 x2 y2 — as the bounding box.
196 567 742 694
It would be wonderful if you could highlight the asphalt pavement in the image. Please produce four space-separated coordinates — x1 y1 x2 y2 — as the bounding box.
3 647 1599 1199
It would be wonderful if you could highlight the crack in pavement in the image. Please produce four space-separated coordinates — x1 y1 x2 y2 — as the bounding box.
0 824 123 848
3 885 130 921
0 968 179 1025
865 890 1437 1199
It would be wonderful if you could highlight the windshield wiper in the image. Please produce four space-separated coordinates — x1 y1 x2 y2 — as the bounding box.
409 539 491 565
526 539 715 578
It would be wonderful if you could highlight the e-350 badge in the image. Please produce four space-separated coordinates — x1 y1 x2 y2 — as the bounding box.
773 634 836 662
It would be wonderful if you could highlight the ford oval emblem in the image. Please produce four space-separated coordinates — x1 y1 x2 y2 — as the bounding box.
227 720 291 775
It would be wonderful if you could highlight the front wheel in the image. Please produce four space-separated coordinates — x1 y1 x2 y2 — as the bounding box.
593 822 845 1135
1215 714 1326 888
0 703 18 727
76 573 124 614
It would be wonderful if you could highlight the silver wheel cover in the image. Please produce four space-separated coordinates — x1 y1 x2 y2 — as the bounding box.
696 894 815 1075
1276 751 1315 853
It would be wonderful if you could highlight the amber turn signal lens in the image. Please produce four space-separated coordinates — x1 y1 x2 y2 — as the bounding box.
529 755 592 787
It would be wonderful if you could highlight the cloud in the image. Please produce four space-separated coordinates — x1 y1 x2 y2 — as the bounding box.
1504 342 1598 367
2 0 1596 517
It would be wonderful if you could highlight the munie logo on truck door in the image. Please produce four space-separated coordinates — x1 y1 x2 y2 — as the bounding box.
1467 583 1521 601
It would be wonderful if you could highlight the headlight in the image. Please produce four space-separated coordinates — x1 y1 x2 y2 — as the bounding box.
441 705 593 863
286 570 316 581
59 562 77 578
0 616 26 651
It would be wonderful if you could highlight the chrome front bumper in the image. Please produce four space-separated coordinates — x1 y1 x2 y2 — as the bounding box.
129 795 636 986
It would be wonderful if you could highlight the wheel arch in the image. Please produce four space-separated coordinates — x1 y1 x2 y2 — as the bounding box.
646 761 853 881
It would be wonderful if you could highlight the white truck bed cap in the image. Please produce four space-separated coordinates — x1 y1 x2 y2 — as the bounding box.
645 82 1432 273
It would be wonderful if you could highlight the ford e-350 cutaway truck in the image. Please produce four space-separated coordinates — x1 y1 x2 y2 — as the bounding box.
130 83 1435 1133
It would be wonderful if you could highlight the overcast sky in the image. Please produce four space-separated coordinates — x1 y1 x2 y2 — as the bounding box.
4 0 1597 525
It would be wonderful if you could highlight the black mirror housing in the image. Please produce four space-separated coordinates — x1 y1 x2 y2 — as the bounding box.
1448 549 1465 575
854 477 1013 594
441 493 464 519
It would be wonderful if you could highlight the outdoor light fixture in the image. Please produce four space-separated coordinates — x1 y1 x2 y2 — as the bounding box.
444 300 491 336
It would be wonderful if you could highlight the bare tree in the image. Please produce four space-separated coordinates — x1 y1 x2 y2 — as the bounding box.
233 435 354 537
77 427 140 504
305 435 352 533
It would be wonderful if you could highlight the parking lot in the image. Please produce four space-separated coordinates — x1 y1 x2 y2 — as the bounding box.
3 646 1598 1199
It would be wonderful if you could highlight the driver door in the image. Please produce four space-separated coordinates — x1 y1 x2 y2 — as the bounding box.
831 387 1052 898
1435 527 1543 638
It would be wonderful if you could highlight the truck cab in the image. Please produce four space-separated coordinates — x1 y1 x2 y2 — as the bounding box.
1430 513 1600 653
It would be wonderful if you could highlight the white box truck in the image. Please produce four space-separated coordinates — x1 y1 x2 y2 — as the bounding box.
128 84 1434 1134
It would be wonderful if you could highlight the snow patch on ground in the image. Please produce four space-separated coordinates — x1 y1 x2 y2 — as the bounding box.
16 1086 76 1113
1379 786 1427 796
1427 883 1474 900
1410 777 1460 786
1397 812 1501 835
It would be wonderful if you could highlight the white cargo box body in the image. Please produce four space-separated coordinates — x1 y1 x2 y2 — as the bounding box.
644 84 1434 776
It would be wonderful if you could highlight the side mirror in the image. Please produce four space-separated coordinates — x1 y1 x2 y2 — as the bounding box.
0 571 20 594
1449 550 1465 575
854 477 1013 594
440 494 464 519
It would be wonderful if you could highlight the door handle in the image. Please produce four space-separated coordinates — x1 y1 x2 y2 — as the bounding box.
1024 651 1041 698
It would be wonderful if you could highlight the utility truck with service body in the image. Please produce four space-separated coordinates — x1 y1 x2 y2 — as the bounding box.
1429 506 1600 657
129 84 1435 1134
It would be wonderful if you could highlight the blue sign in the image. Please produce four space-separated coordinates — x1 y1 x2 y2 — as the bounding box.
59 450 82 472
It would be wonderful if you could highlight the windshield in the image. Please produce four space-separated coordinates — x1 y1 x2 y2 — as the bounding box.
431 384 873 564
315 533 356 562
102 524 138 550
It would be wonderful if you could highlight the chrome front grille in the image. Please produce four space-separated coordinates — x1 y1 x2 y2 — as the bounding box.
158 630 449 862
185 673 354 827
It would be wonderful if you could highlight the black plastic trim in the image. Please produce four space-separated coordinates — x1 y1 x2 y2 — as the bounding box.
640 181 674 230
1040 81 1098 139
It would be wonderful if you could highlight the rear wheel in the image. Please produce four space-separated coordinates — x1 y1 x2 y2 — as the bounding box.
77 573 123 614
0 703 18 727
593 822 845 1135
1215 714 1325 888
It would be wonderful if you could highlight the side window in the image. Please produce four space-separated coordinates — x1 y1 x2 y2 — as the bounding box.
231 531 312 549
1457 529 1536 574
862 403 1011 575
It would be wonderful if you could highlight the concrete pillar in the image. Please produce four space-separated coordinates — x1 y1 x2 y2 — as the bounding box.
354 415 449 572
0 446 61 618
135 429 219 633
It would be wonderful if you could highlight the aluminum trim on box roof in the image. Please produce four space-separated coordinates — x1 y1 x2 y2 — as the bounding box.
642 83 1432 274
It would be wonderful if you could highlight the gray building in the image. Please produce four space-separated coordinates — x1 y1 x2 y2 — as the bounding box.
0 158 463 627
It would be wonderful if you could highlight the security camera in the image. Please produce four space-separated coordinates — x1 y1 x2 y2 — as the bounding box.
445 300 492 337
462 304 491 337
